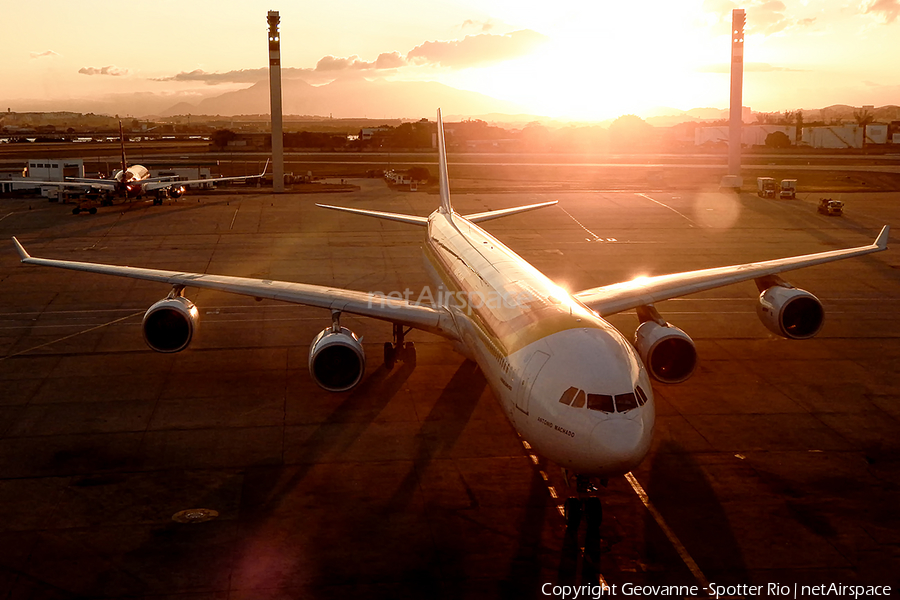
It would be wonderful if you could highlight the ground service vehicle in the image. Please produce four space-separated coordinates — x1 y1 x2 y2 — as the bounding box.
818 198 844 216
757 177 777 198
780 179 797 199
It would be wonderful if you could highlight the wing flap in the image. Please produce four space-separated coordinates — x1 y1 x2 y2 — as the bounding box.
576 226 890 316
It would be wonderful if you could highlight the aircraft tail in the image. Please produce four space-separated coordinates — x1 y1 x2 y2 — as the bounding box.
436 108 452 214
119 120 128 197
315 108 559 227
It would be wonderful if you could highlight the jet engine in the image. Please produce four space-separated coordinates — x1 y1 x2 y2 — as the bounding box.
756 286 824 339
308 326 366 392
634 321 697 384
167 185 186 198
142 296 199 353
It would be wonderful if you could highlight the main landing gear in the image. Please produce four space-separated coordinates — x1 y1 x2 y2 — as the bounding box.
383 323 416 370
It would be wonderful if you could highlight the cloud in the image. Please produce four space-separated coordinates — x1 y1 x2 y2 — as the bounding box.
154 68 273 84
316 52 407 72
861 0 900 23
374 52 406 69
701 0 816 35
153 55 407 86
406 29 548 68
79 65 129 76
461 19 495 32
30 50 60 59
154 30 547 86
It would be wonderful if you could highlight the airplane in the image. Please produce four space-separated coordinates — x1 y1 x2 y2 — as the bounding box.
11 109 890 529
19 122 268 211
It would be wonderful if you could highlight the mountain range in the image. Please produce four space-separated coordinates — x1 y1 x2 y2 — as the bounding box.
160 77 528 121
4 75 898 127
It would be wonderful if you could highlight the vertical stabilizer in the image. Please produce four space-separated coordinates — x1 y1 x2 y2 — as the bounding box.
436 108 452 214
119 121 127 176
119 120 129 197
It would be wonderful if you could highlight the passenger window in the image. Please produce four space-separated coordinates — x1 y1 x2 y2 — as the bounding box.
615 392 638 412
572 390 586 408
558 387 579 406
635 386 648 406
587 394 614 412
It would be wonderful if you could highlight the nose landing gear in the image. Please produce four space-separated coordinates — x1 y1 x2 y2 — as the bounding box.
560 472 607 583
562 472 605 531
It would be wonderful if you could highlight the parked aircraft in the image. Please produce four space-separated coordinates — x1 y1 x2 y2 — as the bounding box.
22 122 268 208
11 109 889 528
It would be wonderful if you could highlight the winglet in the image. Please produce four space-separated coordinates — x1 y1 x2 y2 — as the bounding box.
875 225 890 250
436 108 452 214
11 236 30 261
260 159 270 177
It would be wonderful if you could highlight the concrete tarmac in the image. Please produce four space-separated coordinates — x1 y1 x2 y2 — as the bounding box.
1 180 898 599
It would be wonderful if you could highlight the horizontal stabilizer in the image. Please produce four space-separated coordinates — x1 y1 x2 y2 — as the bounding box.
316 203 428 226
463 201 558 223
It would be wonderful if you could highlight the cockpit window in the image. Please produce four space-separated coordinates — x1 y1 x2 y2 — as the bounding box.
558 387 579 406
587 393 614 413
615 392 638 412
635 386 648 406
572 390 586 408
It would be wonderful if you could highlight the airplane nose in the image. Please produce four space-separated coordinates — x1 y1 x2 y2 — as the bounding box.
590 417 649 472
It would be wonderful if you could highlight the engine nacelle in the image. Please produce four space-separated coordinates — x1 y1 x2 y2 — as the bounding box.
168 185 185 198
308 326 366 392
634 321 697 384
142 296 199 353
756 286 824 339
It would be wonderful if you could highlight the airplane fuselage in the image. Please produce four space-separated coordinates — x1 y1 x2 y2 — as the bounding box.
422 210 655 476
112 165 151 192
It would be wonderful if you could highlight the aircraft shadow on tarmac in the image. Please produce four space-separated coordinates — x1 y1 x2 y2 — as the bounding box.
644 440 750 587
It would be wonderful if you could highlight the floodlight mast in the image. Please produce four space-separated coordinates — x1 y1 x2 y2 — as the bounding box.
726 8 745 187
268 10 285 193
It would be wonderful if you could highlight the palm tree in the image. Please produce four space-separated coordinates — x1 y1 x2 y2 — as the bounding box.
854 108 874 150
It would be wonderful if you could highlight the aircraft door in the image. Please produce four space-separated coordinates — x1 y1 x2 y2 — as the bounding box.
515 351 550 415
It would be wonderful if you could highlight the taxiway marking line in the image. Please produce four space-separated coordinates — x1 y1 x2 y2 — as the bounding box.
625 472 710 589
558 206 603 242
635 193 698 227
0 311 143 361
520 439 608 589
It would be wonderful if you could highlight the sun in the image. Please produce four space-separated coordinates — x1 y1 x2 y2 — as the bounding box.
444 23 730 121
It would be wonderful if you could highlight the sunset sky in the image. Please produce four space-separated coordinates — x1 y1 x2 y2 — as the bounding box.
3 0 899 120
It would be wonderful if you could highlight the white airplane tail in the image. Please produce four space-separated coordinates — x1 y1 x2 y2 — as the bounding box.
316 107 558 225
436 108 452 214
119 120 129 197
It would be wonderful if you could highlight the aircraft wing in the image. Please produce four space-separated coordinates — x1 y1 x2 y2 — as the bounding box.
12 179 117 191
66 177 117 185
142 160 269 192
11 236 460 342
574 226 890 317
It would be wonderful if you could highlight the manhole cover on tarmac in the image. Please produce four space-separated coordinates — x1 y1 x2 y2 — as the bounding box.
171 508 219 524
